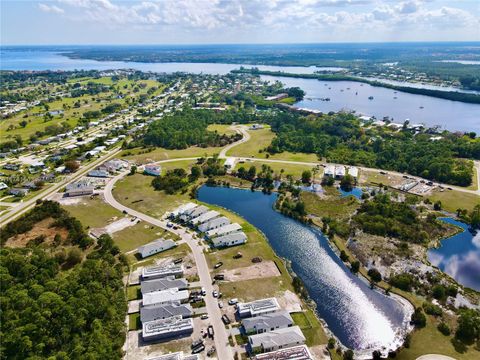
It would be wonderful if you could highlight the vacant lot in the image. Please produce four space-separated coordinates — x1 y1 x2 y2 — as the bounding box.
112 222 175 253
428 189 480 213
207 124 236 135
120 147 220 164
301 189 360 222
227 127 319 163
62 196 123 229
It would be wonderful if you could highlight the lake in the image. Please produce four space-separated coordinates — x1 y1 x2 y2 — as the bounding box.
198 186 412 356
428 218 480 291
261 75 480 133
0 49 337 74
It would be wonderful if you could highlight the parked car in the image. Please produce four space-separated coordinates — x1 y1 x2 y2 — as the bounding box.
201 314 209 320
214 262 223 269
218 301 223 308
201 287 206 296
212 290 218 298
221 314 231 325
228 298 238 305
191 339 204 349
214 274 224 280
208 325 214 339
192 345 205 354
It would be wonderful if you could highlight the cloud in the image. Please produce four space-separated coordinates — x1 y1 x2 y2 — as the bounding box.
39 0 480 35
38 3 64 14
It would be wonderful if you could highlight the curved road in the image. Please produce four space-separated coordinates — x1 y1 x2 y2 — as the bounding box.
104 166 234 360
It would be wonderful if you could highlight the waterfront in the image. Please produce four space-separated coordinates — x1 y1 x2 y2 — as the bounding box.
428 218 480 291
261 75 480 133
198 186 412 355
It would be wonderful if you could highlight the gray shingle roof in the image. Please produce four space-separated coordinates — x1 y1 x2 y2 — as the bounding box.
141 303 193 323
141 278 188 294
242 310 293 334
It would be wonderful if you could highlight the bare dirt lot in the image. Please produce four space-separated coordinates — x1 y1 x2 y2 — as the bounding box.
222 260 281 282
5 217 69 248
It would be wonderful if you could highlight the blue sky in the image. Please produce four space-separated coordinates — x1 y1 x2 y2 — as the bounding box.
1 0 479 44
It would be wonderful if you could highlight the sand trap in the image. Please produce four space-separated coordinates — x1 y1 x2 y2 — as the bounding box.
223 260 280 282
416 356 456 360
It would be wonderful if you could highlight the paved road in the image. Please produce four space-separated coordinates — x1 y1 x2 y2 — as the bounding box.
104 169 234 360
0 147 122 226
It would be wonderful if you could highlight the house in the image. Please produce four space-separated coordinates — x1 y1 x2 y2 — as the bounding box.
87 169 109 178
248 326 306 353
143 288 190 306
140 303 193 323
254 345 313 360
206 223 242 238
190 210 219 226
103 159 128 173
180 205 208 222
198 216 230 233
238 298 281 318
144 164 162 176
348 166 358 180
142 316 194 342
65 181 94 197
223 157 236 169
9 188 28 197
324 165 335 177
142 264 184 280
211 231 247 248
243 311 293 334
138 239 176 259
169 202 197 218
334 165 345 179
141 278 188 295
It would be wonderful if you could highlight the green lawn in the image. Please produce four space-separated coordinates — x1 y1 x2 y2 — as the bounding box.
234 161 323 180
112 172 193 219
127 285 141 301
291 310 328 346
120 147 220 164
466 168 478 191
112 222 176 253
128 313 141 331
396 315 480 360
226 127 319 163
63 197 123 229
207 124 236 135
428 189 480 213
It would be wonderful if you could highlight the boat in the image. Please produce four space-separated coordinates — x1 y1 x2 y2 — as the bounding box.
394 96 397 99
419 106 424 109
368 96 374 100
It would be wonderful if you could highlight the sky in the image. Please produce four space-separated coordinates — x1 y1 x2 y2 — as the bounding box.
1 0 479 45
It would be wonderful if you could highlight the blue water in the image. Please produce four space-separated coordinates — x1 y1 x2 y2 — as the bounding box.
198 186 411 353
339 187 363 199
428 218 480 291
0 49 331 75
260 75 480 133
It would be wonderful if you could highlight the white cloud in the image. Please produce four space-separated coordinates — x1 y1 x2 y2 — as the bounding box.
38 3 64 14
38 0 480 37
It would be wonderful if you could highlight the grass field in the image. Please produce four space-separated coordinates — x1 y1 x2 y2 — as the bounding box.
63 197 123 229
128 313 141 331
127 285 141 301
466 168 478 191
234 160 323 180
112 222 175 253
112 172 194 219
291 310 327 346
301 189 360 222
226 127 319 163
428 189 480 213
207 124 236 135
120 146 220 164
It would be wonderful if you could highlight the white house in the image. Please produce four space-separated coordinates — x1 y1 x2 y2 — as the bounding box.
143 288 190 306
211 231 247 248
198 216 230 233
190 210 219 226
348 166 359 180
144 164 162 176
334 165 345 179
206 223 242 238
324 165 335 177
138 239 176 259
248 326 306 354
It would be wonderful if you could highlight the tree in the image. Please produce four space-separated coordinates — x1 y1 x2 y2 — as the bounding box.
470 204 480 229
340 174 354 191
301 170 312 184
433 200 442 211
410 307 426 328
368 268 382 283
350 261 360 274
455 309 480 344
189 165 202 181
19 120 28 128
286 87 305 101
65 248 82 267
64 160 80 172
129 165 137 175
343 349 354 360
247 166 257 180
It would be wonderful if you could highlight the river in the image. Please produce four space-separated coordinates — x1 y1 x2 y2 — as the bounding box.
260 75 480 133
197 186 413 356
1 48 479 132
428 218 480 291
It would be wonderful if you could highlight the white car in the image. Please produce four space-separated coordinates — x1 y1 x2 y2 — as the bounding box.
201 314 209 320
212 291 218 298
218 301 223 308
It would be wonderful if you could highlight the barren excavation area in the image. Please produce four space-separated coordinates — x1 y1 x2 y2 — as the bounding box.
222 260 281 282
5 217 69 248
